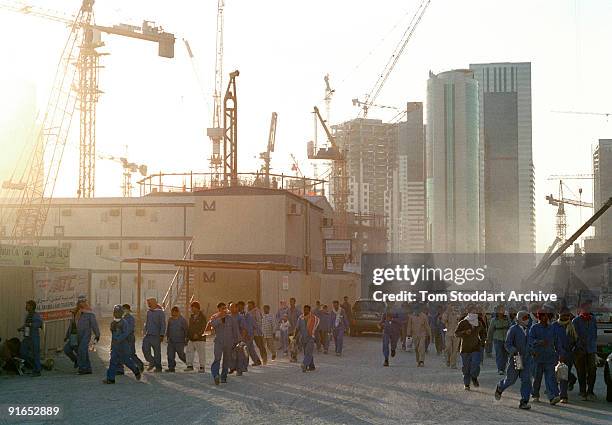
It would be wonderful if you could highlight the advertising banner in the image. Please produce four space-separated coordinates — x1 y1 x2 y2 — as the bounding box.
33 269 89 321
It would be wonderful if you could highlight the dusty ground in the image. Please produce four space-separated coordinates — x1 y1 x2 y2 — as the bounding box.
1 333 610 425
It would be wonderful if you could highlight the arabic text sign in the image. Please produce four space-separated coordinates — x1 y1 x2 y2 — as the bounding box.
0 244 70 268
34 270 89 321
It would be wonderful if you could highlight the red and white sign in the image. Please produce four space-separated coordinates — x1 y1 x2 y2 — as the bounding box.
33 270 89 321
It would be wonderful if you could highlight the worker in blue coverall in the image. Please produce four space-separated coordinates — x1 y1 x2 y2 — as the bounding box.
63 299 100 375
103 305 142 384
117 304 144 375
237 301 261 366
330 300 349 356
296 305 319 372
142 297 165 372
18 300 43 377
165 306 188 372
552 306 576 403
529 309 561 405
380 310 401 367
229 302 248 375
207 302 240 385
495 310 533 410
572 301 598 401
317 304 331 354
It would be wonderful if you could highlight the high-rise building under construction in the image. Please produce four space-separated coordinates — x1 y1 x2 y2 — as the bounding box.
334 103 426 252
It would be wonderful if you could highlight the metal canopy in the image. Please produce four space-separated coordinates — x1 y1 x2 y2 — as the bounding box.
121 257 296 271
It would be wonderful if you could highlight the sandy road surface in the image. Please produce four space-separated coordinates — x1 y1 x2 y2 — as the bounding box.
1 334 610 424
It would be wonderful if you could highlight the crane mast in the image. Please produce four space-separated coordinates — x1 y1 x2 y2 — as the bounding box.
259 112 277 187
78 12 104 199
207 0 225 185
223 70 239 187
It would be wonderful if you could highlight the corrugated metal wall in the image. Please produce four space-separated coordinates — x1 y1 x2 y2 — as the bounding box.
0 267 33 342
0 267 86 353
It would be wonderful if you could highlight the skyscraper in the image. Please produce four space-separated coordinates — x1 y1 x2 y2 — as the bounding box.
426 69 481 253
395 102 426 252
590 139 612 252
470 62 535 254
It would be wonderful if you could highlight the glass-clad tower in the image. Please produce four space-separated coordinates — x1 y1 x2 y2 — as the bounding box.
426 69 481 253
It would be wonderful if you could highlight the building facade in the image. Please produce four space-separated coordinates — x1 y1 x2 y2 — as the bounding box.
0 187 326 315
426 69 481 253
587 139 612 253
394 102 426 252
470 62 535 254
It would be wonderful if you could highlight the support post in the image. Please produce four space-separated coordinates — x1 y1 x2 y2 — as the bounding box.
185 266 190 313
137 260 142 325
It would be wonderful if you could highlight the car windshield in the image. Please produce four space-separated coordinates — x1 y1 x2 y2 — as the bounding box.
353 301 385 312
593 311 611 323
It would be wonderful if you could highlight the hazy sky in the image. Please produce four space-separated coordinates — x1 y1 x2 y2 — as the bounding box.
0 0 611 252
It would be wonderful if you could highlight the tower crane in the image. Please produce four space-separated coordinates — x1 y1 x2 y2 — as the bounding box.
290 154 304 178
97 153 148 198
259 112 278 188
0 0 175 200
206 0 225 185
1 0 174 245
525 197 612 287
547 174 594 181
546 180 593 242
5 0 89 245
552 110 611 120
323 74 335 124
355 0 431 117
307 106 348 237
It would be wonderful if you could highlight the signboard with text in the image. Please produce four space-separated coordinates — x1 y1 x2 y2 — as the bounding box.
33 269 89 321
0 244 70 268
324 239 352 256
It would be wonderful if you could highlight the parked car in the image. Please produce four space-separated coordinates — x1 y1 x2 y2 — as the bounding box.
351 299 386 336
593 308 612 361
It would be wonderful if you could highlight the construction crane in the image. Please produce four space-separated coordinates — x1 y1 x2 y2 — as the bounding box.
324 74 335 124
547 174 594 180
352 98 401 112
1 0 174 245
259 112 278 188
223 70 239 187
97 153 148 198
4 0 89 245
290 154 304 178
546 180 593 242
206 0 225 185
308 106 348 237
525 197 612 286
0 0 175 200
356 0 431 117
552 110 611 120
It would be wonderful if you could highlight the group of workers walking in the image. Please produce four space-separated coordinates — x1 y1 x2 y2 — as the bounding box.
380 300 606 409
12 295 610 407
